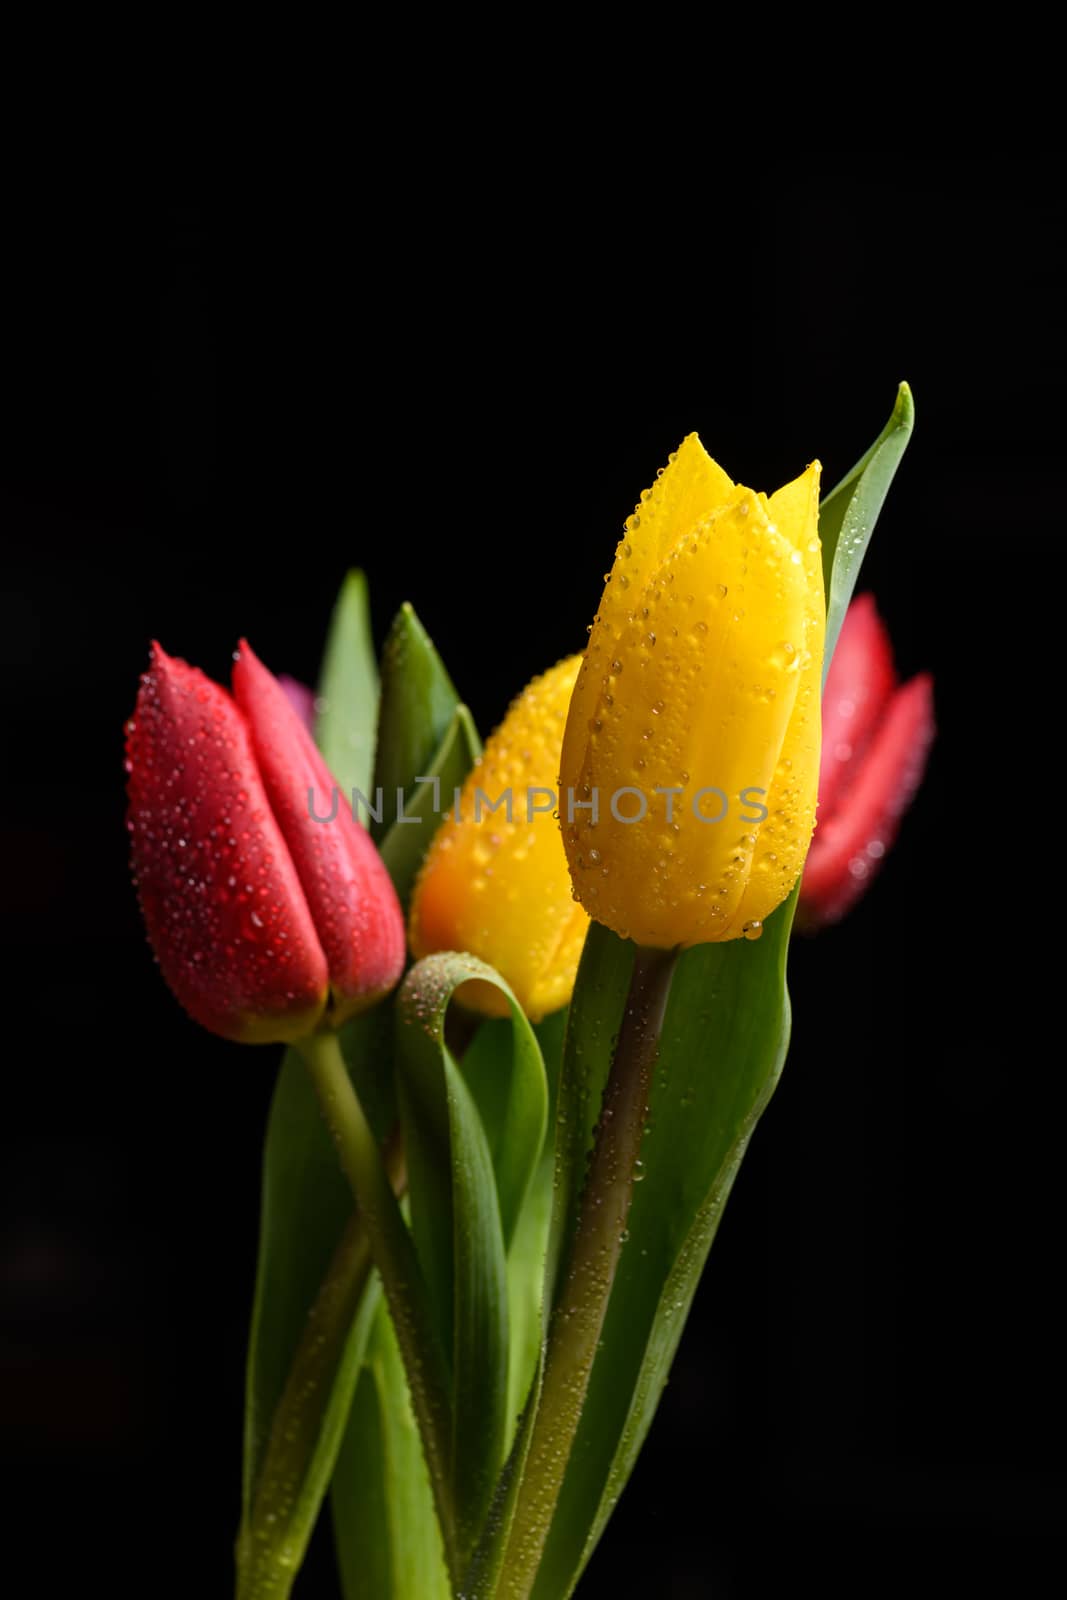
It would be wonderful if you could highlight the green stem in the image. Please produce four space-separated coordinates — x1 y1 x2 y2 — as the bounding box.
501 944 678 1598
236 1213 373 1600
236 1132 407 1600
297 1030 459 1581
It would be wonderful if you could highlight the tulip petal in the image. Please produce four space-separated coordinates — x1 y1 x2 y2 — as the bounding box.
572 434 735 665
800 671 935 925
564 463 823 948
126 644 329 1043
722 462 825 939
409 657 588 1022
233 640 406 1024
817 591 897 819
627 432 736 587
561 436 733 866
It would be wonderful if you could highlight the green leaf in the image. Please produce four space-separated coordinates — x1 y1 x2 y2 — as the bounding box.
442 1012 566 1599
395 954 549 1569
528 911 795 1599
379 703 482 908
315 570 379 811
461 1008 566 1438
332 1297 452 1600
818 380 914 675
450 1011 552 1252
463 1352 545 1600
372 603 461 841
237 1006 395 1600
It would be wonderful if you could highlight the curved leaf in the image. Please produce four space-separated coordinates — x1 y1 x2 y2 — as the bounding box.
396 953 549 1569
462 1008 566 1434
462 1009 568 1599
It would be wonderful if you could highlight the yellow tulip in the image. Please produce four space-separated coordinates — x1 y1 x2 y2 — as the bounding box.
409 656 590 1020
560 434 824 947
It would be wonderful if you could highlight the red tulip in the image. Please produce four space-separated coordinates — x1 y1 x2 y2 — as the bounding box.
799 594 935 928
126 640 405 1043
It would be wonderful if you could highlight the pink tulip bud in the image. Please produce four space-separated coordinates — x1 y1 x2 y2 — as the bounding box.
799 596 935 928
126 641 404 1042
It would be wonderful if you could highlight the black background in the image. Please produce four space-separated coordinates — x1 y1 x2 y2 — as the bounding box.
3 159 1063 1596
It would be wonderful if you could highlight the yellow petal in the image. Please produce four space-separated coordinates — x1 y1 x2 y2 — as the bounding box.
562 434 734 851
410 656 588 1021
721 461 824 937
561 446 825 948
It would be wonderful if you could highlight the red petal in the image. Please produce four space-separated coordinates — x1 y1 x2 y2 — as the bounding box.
818 593 897 819
801 673 935 926
232 640 406 1021
126 644 329 1042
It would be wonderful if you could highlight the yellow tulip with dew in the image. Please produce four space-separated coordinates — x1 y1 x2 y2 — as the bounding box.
560 435 824 947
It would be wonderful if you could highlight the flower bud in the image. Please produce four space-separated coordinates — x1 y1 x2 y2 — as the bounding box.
409 656 589 1021
233 640 406 1021
799 595 935 927
560 435 825 947
127 641 405 1042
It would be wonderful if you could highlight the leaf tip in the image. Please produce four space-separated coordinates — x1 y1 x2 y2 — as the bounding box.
393 600 431 648
894 380 915 432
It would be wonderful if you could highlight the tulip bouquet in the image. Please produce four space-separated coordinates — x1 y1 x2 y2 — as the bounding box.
125 387 931 1599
